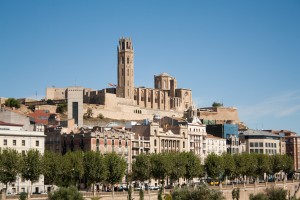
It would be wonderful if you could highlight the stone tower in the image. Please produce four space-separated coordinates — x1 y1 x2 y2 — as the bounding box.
116 37 134 99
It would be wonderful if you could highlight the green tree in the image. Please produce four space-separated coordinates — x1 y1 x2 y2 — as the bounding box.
20 149 43 199
205 153 224 186
249 193 268 200
183 152 203 185
48 186 83 200
212 102 223 108
282 154 294 175
169 152 187 185
84 108 93 119
221 153 236 184
56 103 67 114
83 151 107 196
150 153 171 189
0 149 21 198
105 152 127 199
60 151 84 187
234 153 257 185
42 151 62 190
5 98 20 108
255 154 271 182
132 153 151 198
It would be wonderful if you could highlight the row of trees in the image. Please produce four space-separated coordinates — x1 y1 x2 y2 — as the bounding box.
0 149 294 199
0 149 127 199
131 152 294 188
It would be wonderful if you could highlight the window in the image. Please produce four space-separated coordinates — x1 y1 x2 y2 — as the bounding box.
4 139 7 146
127 57 129 64
22 140 25 146
119 138 122 146
112 138 115 146
183 141 185 148
154 139 157 147
13 140 16 146
104 136 107 146
259 142 263 147
22 150 25 156
36 140 39 146
250 142 254 147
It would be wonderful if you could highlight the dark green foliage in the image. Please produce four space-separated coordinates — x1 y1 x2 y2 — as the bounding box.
183 152 203 183
56 103 67 113
46 99 54 105
249 187 288 200
83 151 107 195
205 153 224 183
59 151 84 187
48 186 83 200
222 153 236 181
212 102 223 107
84 108 93 119
5 98 20 108
20 149 43 183
0 148 21 186
97 113 104 119
42 151 62 187
150 153 172 187
232 188 240 200
105 152 127 185
19 192 27 200
172 185 225 200
132 154 151 182
28 105 35 112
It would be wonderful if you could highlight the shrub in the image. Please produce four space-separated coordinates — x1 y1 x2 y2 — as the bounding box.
5 98 20 108
19 192 27 200
97 113 104 119
48 186 83 200
172 185 224 200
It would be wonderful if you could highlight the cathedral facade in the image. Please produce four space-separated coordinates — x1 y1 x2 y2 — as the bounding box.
46 37 193 121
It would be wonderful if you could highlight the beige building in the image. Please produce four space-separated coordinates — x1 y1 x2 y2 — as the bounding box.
0 121 46 195
239 129 283 155
206 134 227 155
46 37 193 121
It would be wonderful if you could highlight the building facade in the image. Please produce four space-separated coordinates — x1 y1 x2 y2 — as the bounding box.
239 129 283 155
0 121 45 195
206 134 227 155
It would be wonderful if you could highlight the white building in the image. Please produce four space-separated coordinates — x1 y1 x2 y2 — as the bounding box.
206 134 227 155
187 116 207 163
0 121 46 195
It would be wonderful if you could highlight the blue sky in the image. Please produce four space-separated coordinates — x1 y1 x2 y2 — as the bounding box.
1 1 300 133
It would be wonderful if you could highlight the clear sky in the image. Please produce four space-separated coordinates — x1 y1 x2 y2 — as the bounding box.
1 0 299 133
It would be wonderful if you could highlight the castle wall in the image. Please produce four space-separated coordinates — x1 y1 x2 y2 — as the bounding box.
46 88 66 100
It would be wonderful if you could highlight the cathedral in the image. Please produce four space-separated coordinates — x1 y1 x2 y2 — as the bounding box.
46 37 193 123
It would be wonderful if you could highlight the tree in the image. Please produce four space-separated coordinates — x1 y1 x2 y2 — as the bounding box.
132 153 151 185
150 153 172 189
56 103 67 114
20 149 43 199
84 108 93 119
255 154 271 182
221 153 236 185
83 151 107 196
60 151 84 187
42 151 62 190
234 153 257 185
212 102 223 108
5 98 20 108
105 152 127 199
169 152 187 185
48 186 83 200
205 153 224 186
0 149 21 198
183 152 203 185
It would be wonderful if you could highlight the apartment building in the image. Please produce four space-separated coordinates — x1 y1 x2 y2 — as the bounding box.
0 121 45 195
206 134 227 155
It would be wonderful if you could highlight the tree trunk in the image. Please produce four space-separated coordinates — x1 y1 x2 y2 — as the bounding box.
2 187 7 200
93 183 95 196
112 186 115 200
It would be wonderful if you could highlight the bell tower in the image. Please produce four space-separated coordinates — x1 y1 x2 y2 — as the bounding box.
116 37 134 99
